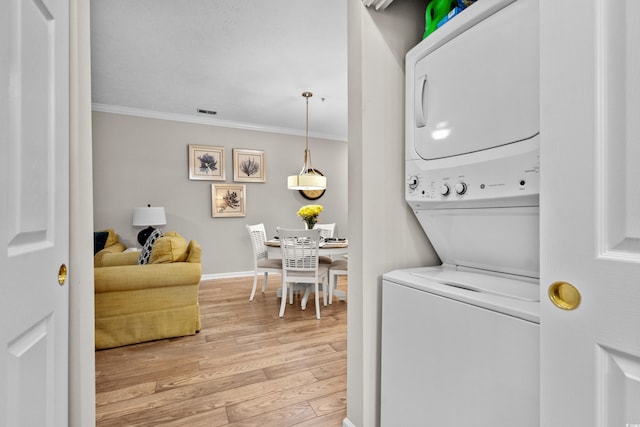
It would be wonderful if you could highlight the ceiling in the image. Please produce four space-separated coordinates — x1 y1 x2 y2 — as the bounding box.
90 0 348 141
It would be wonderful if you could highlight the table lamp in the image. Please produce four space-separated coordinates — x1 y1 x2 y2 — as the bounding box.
132 205 166 245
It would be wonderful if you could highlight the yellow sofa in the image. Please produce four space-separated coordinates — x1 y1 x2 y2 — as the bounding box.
94 231 202 350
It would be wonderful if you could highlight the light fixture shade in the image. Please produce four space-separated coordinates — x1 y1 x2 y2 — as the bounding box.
287 173 327 190
132 207 167 226
288 91 327 191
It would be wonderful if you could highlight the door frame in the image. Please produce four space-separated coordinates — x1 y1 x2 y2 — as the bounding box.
68 0 96 425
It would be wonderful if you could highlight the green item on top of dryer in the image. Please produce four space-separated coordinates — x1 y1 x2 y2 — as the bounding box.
423 0 458 39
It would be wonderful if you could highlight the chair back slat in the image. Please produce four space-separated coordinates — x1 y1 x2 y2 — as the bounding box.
304 222 336 239
277 227 328 319
246 223 268 263
277 228 322 274
245 223 281 302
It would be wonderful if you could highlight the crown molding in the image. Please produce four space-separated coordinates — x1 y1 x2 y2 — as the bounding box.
92 103 346 142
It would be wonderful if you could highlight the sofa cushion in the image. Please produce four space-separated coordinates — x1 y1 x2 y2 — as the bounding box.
99 250 139 267
150 231 188 264
138 228 162 265
94 242 127 267
185 240 201 264
101 228 119 248
93 231 109 255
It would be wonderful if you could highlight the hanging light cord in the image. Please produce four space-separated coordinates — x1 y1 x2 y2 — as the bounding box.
300 91 314 175
287 90 326 190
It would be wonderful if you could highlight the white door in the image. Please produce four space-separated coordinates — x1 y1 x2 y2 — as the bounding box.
541 1 640 426
0 0 69 425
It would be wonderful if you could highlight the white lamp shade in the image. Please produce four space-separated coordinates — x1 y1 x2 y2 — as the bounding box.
287 174 327 190
132 207 166 226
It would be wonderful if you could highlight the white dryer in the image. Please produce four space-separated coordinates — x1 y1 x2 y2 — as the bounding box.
381 0 540 425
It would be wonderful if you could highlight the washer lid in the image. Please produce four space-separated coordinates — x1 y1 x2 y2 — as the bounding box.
412 268 539 302
383 266 540 323
413 206 540 279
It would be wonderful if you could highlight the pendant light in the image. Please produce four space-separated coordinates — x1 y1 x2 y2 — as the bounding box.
287 91 327 190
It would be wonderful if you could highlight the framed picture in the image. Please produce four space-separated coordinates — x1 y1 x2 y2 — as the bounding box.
233 149 266 182
211 184 246 217
188 144 225 181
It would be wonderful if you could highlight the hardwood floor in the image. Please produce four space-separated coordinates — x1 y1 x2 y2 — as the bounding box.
95 275 348 426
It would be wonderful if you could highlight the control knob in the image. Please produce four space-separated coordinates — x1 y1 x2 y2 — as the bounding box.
408 176 419 190
454 182 467 195
440 184 450 196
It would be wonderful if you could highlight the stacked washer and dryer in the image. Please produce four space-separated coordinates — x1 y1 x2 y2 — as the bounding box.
381 0 540 426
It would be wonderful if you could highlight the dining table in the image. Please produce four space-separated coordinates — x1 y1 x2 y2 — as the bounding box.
265 238 348 303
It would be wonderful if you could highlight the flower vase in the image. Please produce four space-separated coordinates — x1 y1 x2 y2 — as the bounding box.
306 217 317 230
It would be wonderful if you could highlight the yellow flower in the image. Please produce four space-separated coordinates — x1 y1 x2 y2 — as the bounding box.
297 204 323 219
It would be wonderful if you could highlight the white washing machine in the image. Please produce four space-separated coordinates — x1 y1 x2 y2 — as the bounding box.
381 0 540 425
381 268 540 426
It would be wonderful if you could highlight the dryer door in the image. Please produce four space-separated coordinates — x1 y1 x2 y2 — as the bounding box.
411 0 538 160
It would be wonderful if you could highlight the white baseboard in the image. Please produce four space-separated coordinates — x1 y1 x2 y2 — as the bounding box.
200 271 255 281
201 271 284 281
343 417 356 427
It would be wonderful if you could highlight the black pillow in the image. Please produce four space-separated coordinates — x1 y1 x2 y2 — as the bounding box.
93 231 110 255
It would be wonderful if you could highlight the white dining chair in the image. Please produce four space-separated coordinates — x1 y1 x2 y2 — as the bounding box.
277 227 329 319
328 257 348 304
305 222 336 265
304 222 336 239
246 223 282 301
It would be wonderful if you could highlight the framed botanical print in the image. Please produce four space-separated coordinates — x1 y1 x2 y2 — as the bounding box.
211 184 246 217
233 149 266 183
188 144 225 181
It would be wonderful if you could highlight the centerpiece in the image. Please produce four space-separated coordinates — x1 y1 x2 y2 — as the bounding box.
297 204 323 230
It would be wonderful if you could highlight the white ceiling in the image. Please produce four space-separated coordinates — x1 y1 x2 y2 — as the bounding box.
90 0 348 141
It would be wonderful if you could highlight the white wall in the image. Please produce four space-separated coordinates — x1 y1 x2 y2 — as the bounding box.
347 1 440 426
92 111 347 275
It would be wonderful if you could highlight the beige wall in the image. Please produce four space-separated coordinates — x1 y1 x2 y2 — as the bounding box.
92 111 348 275
347 1 440 426
90 3 440 426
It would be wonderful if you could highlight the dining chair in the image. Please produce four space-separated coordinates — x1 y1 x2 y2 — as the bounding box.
277 227 329 319
246 223 282 301
305 222 336 264
328 257 348 304
304 222 336 239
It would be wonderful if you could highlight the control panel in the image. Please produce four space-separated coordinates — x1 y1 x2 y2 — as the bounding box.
408 177 474 198
406 139 540 208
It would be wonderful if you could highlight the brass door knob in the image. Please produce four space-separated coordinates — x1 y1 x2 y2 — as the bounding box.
58 264 67 286
548 281 581 310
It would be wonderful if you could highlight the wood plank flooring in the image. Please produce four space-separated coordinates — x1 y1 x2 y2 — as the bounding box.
95 275 348 426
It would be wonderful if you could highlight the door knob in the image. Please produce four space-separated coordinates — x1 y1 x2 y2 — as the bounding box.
548 281 581 310
58 264 67 286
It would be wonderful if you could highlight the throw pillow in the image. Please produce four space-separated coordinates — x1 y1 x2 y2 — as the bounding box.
93 231 109 255
137 228 162 265
149 231 188 264
101 228 119 248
